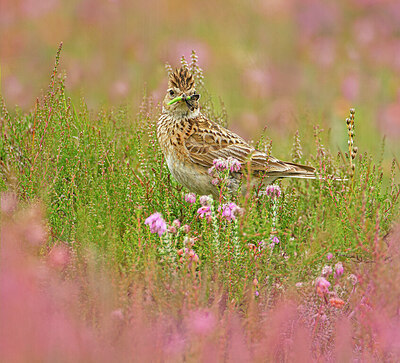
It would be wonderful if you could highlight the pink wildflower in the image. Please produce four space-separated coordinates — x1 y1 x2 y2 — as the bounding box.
227 157 241 172
265 185 281 198
315 277 331 297
182 224 191 233
348 274 358 285
178 248 200 264
213 158 227 171
271 236 280 244
188 310 215 335
199 195 212 206
327 253 333 260
168 226 177 234
184 193 196 204
329 297 345 308
211 178 219 186
48 245 70 270
218 202 239 221
322 265 332 276
334 262 344 278
197 206 212 221
144 212 167 237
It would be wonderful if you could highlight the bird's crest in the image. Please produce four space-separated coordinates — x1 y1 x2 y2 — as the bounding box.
168 67 195 92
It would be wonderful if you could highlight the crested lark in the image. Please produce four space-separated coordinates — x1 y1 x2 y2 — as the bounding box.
157 67 315 197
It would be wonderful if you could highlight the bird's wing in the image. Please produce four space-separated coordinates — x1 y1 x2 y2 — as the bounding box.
184 114 314 176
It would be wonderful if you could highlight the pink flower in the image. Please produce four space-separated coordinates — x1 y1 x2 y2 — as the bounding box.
188 310 215 335
271 236 280 244
348 274 358 286
227 157 241 172
182 224 191 233
184 193 196 204
178 247 200 264
334 262 344 278
322 265 332 276
211 178 219 186
168 226 177 234
218 202 239 221
329 297 345 309
315 277 331 297
48 245 70 270
327 253 333 260
199 195 212 206
144 212 167 237
265 185 281 198
213 158 227 171
197 206 211 221
172 219 181 228
211 157 241 173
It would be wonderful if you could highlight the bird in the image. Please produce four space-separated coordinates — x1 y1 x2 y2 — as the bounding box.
157 67 315 198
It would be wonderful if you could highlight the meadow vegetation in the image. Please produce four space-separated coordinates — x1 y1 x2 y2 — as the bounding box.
1 44 400 361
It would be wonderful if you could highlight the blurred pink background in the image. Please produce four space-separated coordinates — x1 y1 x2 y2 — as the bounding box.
1 0 400 158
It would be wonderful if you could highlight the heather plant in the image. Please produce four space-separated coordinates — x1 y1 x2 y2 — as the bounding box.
1 47 400 360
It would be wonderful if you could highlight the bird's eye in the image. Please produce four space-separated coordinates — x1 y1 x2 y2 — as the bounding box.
169 90 175 97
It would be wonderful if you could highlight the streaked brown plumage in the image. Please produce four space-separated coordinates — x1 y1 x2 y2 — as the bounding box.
157 67 315 197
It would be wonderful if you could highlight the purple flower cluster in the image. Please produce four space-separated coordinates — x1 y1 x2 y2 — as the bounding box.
184 193 196 204
178 247 199 263
334 262 344 278
144 212 167 237
227 157 242 172
271 236 280 244
321 265 333 276
197 206 212 222
265 185 281 199
269 236 280 249
209 157 242 175
218 202 240 221
199 195 212 206
315 276 331 297
212 158 228 172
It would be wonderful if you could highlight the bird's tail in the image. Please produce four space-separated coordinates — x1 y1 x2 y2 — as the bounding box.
266 161 347 181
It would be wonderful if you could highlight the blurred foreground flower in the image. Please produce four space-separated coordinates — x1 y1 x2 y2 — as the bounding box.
187 310 215 336
145 213 167 237
48 245 70 270
329 297 345 309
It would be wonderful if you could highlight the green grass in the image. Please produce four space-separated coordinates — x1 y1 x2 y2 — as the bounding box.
1 48 399 304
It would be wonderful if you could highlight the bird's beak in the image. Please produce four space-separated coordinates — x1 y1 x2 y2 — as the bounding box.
167 93 200 106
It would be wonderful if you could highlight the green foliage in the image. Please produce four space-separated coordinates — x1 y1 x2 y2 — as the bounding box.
1 51 399 303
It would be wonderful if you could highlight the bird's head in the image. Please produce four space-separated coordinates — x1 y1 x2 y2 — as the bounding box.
163 67 200 116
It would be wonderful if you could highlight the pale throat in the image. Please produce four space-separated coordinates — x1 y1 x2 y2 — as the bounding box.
163 106 200 119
